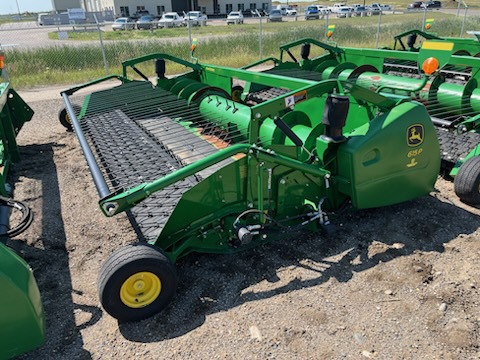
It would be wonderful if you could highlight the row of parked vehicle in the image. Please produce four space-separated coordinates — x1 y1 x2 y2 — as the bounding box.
407 1 442 9
113 2 420 31
303 3 391 20
225 9 275 24
112 11 207 30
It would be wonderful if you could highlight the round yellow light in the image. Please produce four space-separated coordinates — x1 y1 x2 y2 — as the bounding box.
327 30 333 38
422 57 439 75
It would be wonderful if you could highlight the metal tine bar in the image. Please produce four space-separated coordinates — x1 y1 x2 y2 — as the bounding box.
141 127 246 153
80 130 267 192
422 95 474 115
83 88 171 111
140 121 246 140
83 110 249 150
124 100 199 118
141 134 247 159
84 92 184 115
81 131 255 182
125 97 189 113
135 109 236 128
140 120 248 146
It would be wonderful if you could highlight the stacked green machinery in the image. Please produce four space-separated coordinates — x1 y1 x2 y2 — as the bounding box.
390 29 480 56
0 52 45 359
243 37 480 204
62 48 441 322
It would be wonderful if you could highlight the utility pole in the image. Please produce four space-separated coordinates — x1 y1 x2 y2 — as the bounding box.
15 0 21 17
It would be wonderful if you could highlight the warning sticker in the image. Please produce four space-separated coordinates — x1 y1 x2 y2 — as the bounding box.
285 90 307 108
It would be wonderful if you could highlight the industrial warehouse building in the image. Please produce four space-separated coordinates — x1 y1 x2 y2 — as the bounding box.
51 0 272 17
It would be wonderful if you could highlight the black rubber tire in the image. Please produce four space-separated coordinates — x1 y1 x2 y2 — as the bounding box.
454 156 480 205
58 105 81 131
98 243 177 322
231 85 244 103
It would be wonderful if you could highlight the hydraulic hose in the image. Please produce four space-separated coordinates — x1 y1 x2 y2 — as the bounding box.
0 195 33 238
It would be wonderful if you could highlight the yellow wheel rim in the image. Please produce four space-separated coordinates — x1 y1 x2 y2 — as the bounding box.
120 272 162 308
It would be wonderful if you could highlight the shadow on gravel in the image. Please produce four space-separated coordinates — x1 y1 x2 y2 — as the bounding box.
11 143 94 359
118 193 479 342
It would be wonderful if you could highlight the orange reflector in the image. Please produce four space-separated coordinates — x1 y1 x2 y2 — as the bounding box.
0 53 4 70
425 23 431 30
327 31 333 38
191 44 196 51
422 57 439 75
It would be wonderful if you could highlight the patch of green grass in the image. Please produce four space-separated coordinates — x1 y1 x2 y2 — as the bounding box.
6 14 480 89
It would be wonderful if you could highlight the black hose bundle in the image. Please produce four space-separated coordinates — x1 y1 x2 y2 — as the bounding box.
0 195 33 238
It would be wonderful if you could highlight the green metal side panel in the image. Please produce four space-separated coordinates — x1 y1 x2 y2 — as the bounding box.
154 150 327 261
0 84 34 197
335 102 440 209
0 243 45 359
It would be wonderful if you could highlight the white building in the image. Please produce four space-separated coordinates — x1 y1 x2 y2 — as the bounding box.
64 0 271 17
51 0 82 13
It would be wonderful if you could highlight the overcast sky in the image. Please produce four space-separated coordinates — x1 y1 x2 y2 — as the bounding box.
1 0 53 15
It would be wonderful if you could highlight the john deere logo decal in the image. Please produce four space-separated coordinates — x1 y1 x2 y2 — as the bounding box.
407 125 424 147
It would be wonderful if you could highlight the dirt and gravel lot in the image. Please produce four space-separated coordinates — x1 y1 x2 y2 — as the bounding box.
8 86 480 359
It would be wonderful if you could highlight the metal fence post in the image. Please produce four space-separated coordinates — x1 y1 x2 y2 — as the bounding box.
375 11 382 48
460 5 468 37
187 19 192 47
456 0 461 16
421 6 427 31
94 14 109 75
259 16 263 60
256 11 263 60
325 13 329 41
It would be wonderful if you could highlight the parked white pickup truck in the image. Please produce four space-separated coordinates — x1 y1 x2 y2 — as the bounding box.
329 3 347 13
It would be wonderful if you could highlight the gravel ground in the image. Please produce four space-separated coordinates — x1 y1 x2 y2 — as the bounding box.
8 86 480 360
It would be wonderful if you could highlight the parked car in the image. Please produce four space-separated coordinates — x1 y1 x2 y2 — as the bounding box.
158 12 183 28
275 5 289 15
336 6 353 17
183 11 207 26
422 1 442 8
352 6 368 16
319 7 331 15
242 8 256 17
304 6 320 20
268 9 283 22
136 15 158 30
286 9 298 16
112 17 134 31
226 11 244 24
132 10 150 20
329 3 347 13
368 4 382 14
407 1 423 9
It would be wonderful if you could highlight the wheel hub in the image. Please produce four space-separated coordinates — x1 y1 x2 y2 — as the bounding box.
120 272 162 308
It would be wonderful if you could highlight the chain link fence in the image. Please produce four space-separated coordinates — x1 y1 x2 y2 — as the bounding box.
0 5 478 89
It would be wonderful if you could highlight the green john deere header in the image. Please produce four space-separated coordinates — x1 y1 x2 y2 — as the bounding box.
62 41 441 323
